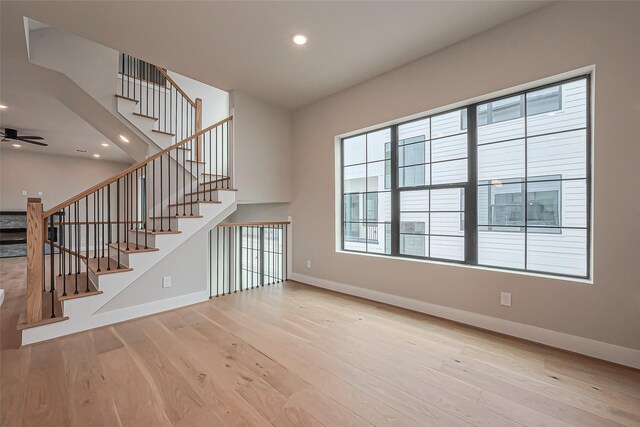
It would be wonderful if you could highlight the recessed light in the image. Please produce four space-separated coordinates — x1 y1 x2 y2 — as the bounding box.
119 135 129 143
101 143 109 147
292 33 308 46
12 143 21 148
93 154 101 158
0 104 7 109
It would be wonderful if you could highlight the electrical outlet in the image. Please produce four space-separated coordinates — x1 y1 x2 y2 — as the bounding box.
500 292 512 307
162 276 172 288
21 190 27 196
38 191 43 196
306 259 312 269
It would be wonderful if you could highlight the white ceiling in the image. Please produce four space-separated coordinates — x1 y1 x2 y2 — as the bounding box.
0 8 131 162
2 1 551 109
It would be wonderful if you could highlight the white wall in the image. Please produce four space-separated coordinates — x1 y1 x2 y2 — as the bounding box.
0 148 131 211
290 2 640 354
230 90 293 204
98 230 208 311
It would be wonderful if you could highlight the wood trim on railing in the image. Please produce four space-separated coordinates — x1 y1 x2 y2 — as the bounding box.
195 98 203 161
154 66 196 107
26 198 44 324
43 115 233 218
217 221 291 227
46 240 87 260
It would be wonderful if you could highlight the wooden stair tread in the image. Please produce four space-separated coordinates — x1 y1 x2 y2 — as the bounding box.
108 242 159 253
115 94 139 104
56 273 102 301
168 200 221 207
130 229 181 235
84 257 132 276
152 129 175 137
149 215 203 219
185 159 206 164
132 112 159 121
185 188 235 196
17 291 69 330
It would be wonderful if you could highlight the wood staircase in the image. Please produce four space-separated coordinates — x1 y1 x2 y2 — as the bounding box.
18 54 236 343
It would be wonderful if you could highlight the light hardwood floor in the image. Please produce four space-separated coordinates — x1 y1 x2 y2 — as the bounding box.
1 256 639 426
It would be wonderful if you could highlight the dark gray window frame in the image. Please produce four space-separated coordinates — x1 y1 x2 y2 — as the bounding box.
340 75 591 280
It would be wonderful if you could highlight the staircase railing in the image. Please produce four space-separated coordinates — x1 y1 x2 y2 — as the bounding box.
24 116 232 325
209 222 290 297
117 53 203 159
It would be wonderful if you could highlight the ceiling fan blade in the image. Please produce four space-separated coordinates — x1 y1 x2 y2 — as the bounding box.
18 136 44 140
21 139 48 147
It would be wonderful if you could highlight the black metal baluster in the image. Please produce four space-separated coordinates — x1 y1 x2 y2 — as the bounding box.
107 184 111 270
144 165 148 249
183 140 186 217
222 226 226 294
167 150 171 224
50 218 55 318
168 152 172 228
160 156 164 231
102 187 106 262
75 202 80 293
152 159 156 231
85 196 89 292
61 207 66 296
94 190 102 273
117 179 121 269
124 174 128 247
153 67 156 126
135 168 139 250
228 226 232 293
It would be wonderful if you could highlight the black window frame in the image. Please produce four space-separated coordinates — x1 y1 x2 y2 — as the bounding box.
341 74 591 280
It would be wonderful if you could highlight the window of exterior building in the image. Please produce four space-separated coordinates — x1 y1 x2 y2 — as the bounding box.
341 76 590 278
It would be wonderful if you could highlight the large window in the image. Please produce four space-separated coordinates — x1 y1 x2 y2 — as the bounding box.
341 76 590 279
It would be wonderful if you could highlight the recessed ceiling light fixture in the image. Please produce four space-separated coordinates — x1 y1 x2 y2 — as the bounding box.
0 104 7 109
292 33 308 46
119 135 129 143
101 143 109 147
93 154 101 158
12 143 21 148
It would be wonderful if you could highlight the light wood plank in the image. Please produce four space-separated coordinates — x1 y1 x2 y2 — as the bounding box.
2 258 639 426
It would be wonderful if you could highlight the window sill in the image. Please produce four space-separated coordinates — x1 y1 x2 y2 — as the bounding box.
335 249 593 285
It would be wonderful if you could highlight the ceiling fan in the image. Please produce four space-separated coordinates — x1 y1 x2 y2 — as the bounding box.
1 128 47 147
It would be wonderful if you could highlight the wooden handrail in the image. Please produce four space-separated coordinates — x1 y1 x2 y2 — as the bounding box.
154 66 196 107
43 115 233 218
46 240 87 260
217 222 290 227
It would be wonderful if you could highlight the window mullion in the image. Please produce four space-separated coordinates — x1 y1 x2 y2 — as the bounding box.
465 105 478 265
390 125 399 256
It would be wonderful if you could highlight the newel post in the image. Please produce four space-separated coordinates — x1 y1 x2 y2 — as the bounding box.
26 198 44 324
195 98 203 161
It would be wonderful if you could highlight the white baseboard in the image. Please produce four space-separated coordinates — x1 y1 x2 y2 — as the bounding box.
22 290 209 345
290 272 640 369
